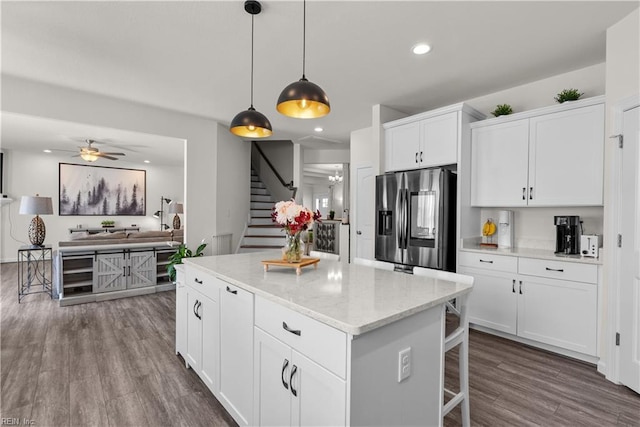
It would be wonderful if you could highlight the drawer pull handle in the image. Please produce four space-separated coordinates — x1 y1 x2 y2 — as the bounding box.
479 259 493 264
290 364 298 397
545 267 564 272
194 278 203 284
282 322 301 336
519 281 523 295
197 301 202 319
226 286 238 295
512 279 515 293
281 359 289 390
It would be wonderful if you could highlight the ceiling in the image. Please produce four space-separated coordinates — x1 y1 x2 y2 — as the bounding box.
1 1 637 162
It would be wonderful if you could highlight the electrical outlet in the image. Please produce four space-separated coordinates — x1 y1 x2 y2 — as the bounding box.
398 347 411 382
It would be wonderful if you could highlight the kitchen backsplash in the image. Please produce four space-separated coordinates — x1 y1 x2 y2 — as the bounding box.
478 206 604 251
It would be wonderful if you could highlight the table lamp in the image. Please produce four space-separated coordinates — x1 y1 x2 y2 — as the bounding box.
168 202 184 229
19 194 53 246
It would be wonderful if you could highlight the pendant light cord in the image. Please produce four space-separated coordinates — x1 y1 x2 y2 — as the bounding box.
250 14 255 108
302 0 306 79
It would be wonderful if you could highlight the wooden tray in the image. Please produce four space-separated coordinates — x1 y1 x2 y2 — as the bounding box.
261 257 320 275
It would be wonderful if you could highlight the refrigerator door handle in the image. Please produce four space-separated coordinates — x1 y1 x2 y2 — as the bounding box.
395 183 403 249
402 188 409 249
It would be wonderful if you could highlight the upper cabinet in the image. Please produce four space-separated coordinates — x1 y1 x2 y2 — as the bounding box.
470 96 605 207
384 104 484 172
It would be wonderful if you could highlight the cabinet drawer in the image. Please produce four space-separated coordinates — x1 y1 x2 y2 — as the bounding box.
518 258 598 284
186 266 220 301
255 296 347 379
459 251 518 273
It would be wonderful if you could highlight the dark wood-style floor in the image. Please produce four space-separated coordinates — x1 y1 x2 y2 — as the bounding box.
1 262 638 426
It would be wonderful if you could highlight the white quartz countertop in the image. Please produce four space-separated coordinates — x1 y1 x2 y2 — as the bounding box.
185 252 472 336
460 242 603 265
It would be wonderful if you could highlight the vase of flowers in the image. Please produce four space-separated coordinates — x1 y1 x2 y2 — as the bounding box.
272 200 321 263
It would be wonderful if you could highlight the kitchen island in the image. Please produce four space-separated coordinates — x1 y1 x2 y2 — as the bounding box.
177 252 473 427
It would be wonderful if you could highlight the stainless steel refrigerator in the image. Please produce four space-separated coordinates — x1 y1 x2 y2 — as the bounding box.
375 167 456 271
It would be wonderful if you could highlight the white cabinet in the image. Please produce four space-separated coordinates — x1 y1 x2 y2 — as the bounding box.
384 105 483 172
185 281 219 394
253 296 347 427
253 315 346 427
470 98 605 207
470 119 530 206
175 266 187 358
219 282 254 426
460 251 598 358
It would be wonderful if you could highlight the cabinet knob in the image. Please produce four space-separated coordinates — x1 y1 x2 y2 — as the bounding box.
356 230 362 235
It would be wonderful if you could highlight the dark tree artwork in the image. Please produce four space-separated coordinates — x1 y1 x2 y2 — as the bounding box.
59 163 146 216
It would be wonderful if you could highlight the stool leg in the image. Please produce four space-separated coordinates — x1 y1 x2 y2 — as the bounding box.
459 298 471 427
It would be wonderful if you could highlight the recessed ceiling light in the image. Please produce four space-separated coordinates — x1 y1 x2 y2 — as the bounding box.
43 149 52 153
412 43 431 55
144 160 150 164
314 127 323 132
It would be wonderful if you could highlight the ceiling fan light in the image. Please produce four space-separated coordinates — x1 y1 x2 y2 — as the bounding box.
230 107 273 138
80 152 99 162
276 77 330 119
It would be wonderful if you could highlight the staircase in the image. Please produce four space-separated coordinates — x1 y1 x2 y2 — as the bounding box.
238 169 285 253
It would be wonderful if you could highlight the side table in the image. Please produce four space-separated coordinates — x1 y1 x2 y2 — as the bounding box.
18 245 53 303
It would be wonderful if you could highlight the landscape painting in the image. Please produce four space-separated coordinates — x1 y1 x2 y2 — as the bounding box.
59 163 146 216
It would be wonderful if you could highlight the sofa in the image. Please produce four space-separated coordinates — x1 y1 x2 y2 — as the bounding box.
58 229 184 247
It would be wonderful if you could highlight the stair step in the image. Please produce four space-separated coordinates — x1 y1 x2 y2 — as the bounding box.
251 194 274 203
250 217 275 225
251 188 269 195
251 201 276 209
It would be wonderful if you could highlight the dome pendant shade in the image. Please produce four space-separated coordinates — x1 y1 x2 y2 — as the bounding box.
230 106 273 138
276 76 330 119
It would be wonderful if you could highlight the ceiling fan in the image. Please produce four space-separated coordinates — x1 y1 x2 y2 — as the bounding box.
74 139 125 162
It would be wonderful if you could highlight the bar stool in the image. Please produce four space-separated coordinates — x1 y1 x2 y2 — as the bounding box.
412 267 473 427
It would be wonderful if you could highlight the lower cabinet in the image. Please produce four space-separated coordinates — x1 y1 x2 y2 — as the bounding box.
460 251 598 358
254 327 346 427
219 282 254 426
175 266 187 358
186 286 219 393
93 250 157 293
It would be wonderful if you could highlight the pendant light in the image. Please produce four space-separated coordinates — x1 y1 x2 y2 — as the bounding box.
276 0 330 119
230 0 272 138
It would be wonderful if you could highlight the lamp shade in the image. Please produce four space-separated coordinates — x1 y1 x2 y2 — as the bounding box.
19 196 53 215
276 77 330 119
230 107 273 138
168 203 184 214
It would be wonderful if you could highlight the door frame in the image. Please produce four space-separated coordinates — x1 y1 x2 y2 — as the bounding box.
605 94 640 384
352 162 374 262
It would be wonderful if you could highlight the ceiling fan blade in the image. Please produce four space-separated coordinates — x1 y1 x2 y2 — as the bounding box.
102 152 125 156
97 154 119 160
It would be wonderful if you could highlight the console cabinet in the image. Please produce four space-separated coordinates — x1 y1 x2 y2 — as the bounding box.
54 244 177 306
470 97 605 207
459 251 598 358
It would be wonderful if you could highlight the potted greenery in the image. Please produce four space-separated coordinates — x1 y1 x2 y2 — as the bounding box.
491 104 513 117
329 210 335 220
167 243 207 282
555 89 583 103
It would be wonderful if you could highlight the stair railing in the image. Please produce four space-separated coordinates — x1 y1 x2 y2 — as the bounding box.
252 141 297 199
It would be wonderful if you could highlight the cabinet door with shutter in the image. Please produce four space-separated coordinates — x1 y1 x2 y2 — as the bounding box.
385 122 420 172
528 104 604 206
253 327 292 427
127 251 157 288
420 111 458 167
291 350 346 427
471 119 529 206
93 253 126 293
459 267 517 335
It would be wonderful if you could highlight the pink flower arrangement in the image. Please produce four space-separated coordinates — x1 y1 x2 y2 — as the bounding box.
271 200 321 234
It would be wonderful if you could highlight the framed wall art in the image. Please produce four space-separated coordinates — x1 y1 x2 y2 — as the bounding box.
59 163 146 216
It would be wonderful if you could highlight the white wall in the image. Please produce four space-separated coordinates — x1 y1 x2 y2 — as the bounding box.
303 148 349 164
349 127 374 261
0 150 183 262
216 126 250 251
252 140 294 203
1 76 248 255
602 9 640 376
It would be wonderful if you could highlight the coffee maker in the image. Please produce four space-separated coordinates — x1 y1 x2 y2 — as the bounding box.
554 215 581 255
